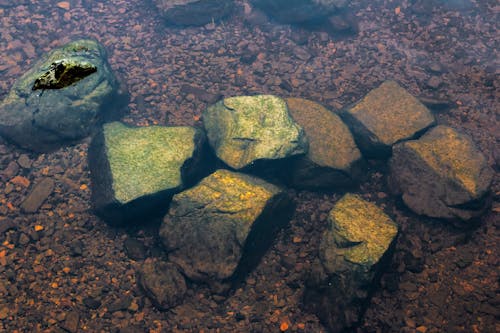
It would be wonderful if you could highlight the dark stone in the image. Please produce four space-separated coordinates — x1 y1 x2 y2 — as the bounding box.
61 311 80 333
0 218 17 234
152 0 235 26
32 59 97 90
137 260 187 311
83 297 102 310
123 238 147 260
69 239 84 257
20 178 55 213
107 295 132 312
180 84 221 104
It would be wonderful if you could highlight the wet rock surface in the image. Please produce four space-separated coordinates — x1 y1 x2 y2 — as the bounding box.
89 122 209 225
286 97 364 189
0 39 128 152
389 125 494 221
152 0 235 26
203 95 308 170
340 80 436 158
305 193 398 332
159 169 294 285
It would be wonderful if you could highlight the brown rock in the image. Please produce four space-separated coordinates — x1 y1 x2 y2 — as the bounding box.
21 178 55 213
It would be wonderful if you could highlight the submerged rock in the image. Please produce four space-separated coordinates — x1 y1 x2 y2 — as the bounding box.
250 0 348 24
304 193 398 332
286 98 364 189
152 0 235 26
389 125 493 221
0 39 128 152
137 260 187 310
340 80 435 158
88 122 209 225
159 169 294 286
203 95 307 170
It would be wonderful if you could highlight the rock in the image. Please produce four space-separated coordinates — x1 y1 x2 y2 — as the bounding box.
83 297 101 310
389 125 494 221
159 169 294 285
0 218 17 234
137 260 187 310
0 39 128 152
152 0 235 26
17 154 32 169
61 310 80 333
285 98 364 189
180 84 222 104
123 237 147 260
304 193 398 333
88 122 210 225
250 0 348 24
203 95 307 170
339 81 435 158
20 178 55 213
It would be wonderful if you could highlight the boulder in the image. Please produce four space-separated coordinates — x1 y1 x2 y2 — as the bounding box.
0 39 127 152
340 80 435 158
249 0 348 24
137 260 187 310
88 122 210 225
159 169 294 286
202 95 308 171
389 125 494 221
152 0 235 26
286 98 364 189
304 193 398 332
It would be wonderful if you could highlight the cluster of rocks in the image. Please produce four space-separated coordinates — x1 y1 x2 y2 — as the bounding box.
151 0 358 34
0 39 494 332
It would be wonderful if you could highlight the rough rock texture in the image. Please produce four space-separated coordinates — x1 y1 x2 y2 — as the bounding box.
250 0 348 24
159 169 294 286
304 193 398 332
20 178 55 213
152 0 235 26
0 39 128 152
202 95 308 170
340 80 435 158
137 260 187 310
389 125 494 221
286 97 364 189
89 122 209 225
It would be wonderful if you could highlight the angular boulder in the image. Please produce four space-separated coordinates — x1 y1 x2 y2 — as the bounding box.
203 95 308 170
389 125 494 221
249 0 348 24
159 169 294 286
152 0 235 26
304 193 398 332
137 260 187 310
0 39 127 152
340 80 435 158
89 122 209 225
286 98 364 189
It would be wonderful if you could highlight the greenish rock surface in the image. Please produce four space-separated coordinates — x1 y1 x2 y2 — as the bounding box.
89 122 210 225
0 39 128 152
286 97 364 189
304 193 398 333
159 169 293 286
152 0 235 26
203 95 308 170
340 80 435 158
389 125 494 221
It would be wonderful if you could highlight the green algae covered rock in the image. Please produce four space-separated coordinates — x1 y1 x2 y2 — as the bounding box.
89 122 210 225
286 97 365 189
304 193 398 332
159 169 294 287
203 95 308 170
0 39 128 152
340 80 435 158
389 125 494 221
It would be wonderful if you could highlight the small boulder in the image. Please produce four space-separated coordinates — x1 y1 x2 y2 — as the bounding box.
88 122 210 225
152 0 235 26
340 80 435 158
389 125 494 221
286 98 364 189
159 169 294 286
137 260 187 310
0 39 128 152
203 95 307 170
304 193 398 332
